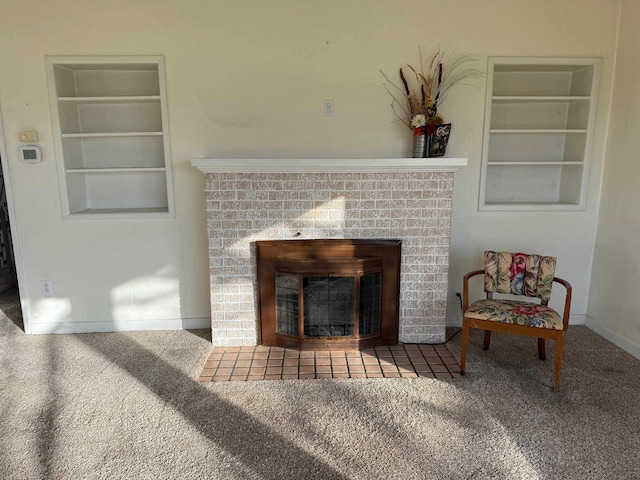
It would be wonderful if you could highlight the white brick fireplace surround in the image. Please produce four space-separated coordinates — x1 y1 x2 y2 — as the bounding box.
192 158 467 347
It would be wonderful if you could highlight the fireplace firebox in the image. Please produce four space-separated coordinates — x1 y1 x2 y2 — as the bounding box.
256 239 401 350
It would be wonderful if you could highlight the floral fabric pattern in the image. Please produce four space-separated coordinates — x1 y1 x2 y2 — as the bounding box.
483 251 556 302
509 252 527 295
537 256 556 302
496 252 512 294
465 299 563 330
524 255 540 297
484 251 498 293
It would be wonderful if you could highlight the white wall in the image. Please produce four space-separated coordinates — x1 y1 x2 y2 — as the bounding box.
587 0 640 357
0 0 619 334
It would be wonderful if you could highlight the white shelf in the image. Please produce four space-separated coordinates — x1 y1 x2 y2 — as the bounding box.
58 96 160 104
72 207 171 215
61 132 163 138
482 202 586 212
64 207 174 221
487 161 584 166
479 57 600 210
66 167 166 173
492 95 590 103
490 129 587 134
46 56 175 219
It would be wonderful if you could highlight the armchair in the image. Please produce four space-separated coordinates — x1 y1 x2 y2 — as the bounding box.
460 251 572 391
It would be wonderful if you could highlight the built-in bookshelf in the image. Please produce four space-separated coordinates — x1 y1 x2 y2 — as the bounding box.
479 57 600 210
46 56 174 219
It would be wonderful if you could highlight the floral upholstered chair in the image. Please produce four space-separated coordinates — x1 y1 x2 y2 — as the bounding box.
460 251 572 391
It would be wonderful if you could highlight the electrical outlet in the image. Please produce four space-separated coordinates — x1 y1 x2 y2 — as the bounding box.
453 289 462 309
324 99 334 117
41 280 52 297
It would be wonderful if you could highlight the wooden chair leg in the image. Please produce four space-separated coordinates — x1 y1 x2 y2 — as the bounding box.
460 321 469 375
554 333 564 392
483 330 492 350
538 338 546 360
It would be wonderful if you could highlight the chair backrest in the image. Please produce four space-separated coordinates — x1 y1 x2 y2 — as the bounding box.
484 251 556 302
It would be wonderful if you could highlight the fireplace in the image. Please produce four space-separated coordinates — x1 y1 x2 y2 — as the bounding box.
256 239 401 350
192 157 467 347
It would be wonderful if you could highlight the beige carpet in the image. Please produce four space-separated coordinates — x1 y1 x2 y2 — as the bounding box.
1 288 639 479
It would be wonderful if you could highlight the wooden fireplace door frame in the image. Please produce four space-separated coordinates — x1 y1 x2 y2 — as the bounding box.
256 239 401 350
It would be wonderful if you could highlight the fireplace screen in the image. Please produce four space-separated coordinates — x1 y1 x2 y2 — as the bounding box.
275 273 381 338
275 273 299 337
257 239 400 350
359 273 382 335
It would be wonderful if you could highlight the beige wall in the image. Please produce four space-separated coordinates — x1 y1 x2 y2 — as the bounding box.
0 1 619 333
587 0 640 356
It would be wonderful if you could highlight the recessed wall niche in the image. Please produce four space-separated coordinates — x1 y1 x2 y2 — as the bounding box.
46 55 175 219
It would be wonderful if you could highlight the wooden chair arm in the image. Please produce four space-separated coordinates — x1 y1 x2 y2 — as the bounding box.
553 277 572 331
463 269 485 312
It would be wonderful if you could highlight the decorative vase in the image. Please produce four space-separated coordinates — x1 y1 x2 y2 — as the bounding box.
426 123 452 157
412 132 426 158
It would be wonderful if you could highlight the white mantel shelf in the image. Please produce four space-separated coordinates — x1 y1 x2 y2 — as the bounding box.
192 158 468 173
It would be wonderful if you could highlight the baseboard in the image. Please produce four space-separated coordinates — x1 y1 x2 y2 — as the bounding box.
181 317 211 330
446 316 463 328
29 317 211 335
446 313 586 328
569 313 586 325
585 315 640 361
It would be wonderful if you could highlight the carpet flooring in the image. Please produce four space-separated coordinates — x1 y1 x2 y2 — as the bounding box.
1 288 639 479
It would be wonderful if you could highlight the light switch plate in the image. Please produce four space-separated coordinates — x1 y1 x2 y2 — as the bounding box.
324 99 334 117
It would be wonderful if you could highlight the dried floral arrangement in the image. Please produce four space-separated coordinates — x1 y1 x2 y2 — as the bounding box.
381 47 484 136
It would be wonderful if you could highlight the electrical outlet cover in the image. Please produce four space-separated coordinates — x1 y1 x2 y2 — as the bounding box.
41 280 52 297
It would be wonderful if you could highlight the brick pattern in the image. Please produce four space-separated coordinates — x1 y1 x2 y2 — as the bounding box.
205 172 454 347
197 344 461 382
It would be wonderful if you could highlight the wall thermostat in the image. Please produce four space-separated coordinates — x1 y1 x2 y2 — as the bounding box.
19 145 42 163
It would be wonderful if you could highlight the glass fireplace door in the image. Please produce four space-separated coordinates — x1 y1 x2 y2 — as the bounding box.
275 271 382 340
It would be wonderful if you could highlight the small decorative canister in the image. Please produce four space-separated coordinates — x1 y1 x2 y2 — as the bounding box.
413 132 426 158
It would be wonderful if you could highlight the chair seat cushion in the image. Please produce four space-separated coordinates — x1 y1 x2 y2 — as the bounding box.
465 299 563 330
